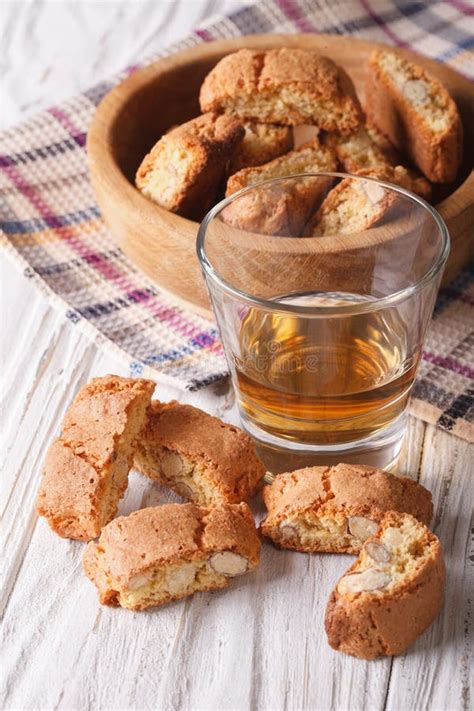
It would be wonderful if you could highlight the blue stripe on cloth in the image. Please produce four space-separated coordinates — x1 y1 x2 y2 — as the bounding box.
0 206 101 234
0 134 87 168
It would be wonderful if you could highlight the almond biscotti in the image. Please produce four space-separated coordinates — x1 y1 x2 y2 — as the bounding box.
36 375 155 540
83 502 260 610
260 463 433 554
134 401 266 505
223 138 337 236
324 127 432 201
365 49 463 182
228 122 293 174
135 112 244 219
325 511 445 659
200 48 363 134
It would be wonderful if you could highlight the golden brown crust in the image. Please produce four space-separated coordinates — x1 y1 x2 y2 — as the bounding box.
133 401 266 504
307 170 397 236
135 112 244 219
36 375 155 540
83 502 260 608
223 138 337 236
365 49 463 183
228 122 293 174
200 48 363 133
260 463 433 554
324 511 445 659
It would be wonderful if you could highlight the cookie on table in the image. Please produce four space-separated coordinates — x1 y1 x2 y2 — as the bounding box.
325 511 445 659
200 48 363 134
135 112 244 220
260 463 433 554
36 375 155 541
228 122 293 174
365 49 463 183
223 138 338 236
133 401 266 505
83 502 260 610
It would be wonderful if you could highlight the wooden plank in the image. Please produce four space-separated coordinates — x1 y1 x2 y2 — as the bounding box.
385 425 473 711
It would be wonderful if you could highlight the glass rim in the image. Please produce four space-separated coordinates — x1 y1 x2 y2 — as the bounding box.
196 172 450 316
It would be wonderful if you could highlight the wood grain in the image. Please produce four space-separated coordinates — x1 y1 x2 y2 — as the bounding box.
87 33 474 316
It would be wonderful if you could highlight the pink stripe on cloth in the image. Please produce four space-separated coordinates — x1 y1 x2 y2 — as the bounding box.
1 160 218 348
275 0 316 32
48 106 83 140
422 351 474 379
359 0 410 48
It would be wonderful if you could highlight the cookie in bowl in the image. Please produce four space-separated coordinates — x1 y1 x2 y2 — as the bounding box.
260 463 433 554
365 49 463 183
83 502 260 610
135 112 244 219
200 48 363 134
223 138 337 236
325 511 445 659
134 401 266 505
228 122 293 174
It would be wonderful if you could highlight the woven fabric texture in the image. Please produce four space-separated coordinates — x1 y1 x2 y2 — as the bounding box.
1 0 473 441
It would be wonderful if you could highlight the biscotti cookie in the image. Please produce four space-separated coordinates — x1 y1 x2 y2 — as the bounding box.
200 48 363 134
83 502 260 610
223 138 337 236
307 169 396 236
36 375 155 540
134 401 266 505
260 463 433 554
325 511 445 659
365 49 463 182
135 112 244 219
228 122 293 174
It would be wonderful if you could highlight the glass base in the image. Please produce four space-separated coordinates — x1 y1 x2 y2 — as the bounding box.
240 411 407 474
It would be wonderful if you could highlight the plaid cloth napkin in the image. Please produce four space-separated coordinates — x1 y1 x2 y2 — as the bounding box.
1 0 473 442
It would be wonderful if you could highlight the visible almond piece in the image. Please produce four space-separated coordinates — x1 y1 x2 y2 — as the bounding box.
402 79 429 104
167 563 196 594
279 521 299 539
128 573 152 590
363 180 386 204
348 516 379 541
365 541 391 564
382 526 405 548
338 568 391 594
161 452 183 478
209 551 249 577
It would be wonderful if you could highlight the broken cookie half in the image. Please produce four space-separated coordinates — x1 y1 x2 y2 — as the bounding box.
260 463 433 554
134 401 266 506
36 375 155 540
325 511 445 659
83 502 260 610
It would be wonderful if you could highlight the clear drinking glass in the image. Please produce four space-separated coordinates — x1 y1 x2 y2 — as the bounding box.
197 174 449 471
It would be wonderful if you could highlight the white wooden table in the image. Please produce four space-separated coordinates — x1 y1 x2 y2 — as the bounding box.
1 3 472 710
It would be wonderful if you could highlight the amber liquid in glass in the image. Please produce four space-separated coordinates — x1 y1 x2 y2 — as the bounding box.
235 293 418 445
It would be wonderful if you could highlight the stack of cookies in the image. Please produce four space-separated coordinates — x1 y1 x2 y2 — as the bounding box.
36 375 445 660
135 47 462 234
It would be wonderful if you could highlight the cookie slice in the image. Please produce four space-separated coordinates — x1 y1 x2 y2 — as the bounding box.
365 49 463 183
83 502 260 610
325 511 445 659
135 112 244 219
260 463 433 553
200 48 363 134
223 138 337 236
36 375 155 540
228 122 293 174
134 401 266 505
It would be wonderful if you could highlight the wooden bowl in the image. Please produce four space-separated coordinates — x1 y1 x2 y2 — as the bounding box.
87 34 474 317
